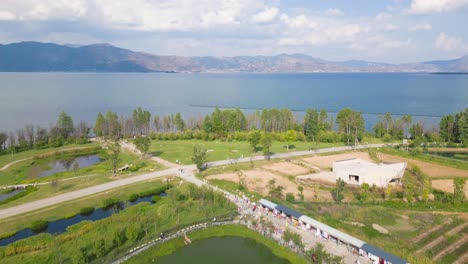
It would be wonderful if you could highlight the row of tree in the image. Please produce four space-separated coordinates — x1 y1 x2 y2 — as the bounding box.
0 111 89 154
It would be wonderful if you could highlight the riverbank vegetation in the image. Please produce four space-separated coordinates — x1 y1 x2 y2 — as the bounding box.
0 183 236 263
126 224 308 264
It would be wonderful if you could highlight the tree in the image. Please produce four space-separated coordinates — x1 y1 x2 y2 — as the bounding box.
298 186 304 201
267 179 284 199
305 243 343 264
261 132 274 157
247 130 261 152
94 112 105 137
402 115 412 138
357 183 370 202
440 115 455 142
132 107 151 135
174 112 185 132
457 109 468 145
410 123 425 139
453 178 465 204
336 108 364 145
192 144 207 170
283 129 297 150
105 111 121 139
56 111 74 140
0 132 7 151
106 141 121 176
304 109 320 141
332 178 346 203
134 136 151 158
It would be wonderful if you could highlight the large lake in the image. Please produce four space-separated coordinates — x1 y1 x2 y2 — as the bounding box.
1 73 467 131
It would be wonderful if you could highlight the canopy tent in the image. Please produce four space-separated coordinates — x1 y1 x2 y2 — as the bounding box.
361 244 407 264
259 199 277 210
274 205 303 219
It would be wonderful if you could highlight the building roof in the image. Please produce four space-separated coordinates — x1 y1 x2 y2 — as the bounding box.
299 215 365 248
274 205 303 219
361 244 407 264
259 199 277 210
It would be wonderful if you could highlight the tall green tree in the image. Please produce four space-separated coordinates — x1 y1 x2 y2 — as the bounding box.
192 144 207 170
94 112 105 137
134 136 151 158
440 115 455 142
332 178 346 203
247 130 261 152
105 111 121 139
336 108 364 145
303 109 320 141
56 111 74 140
261 132 274 157
174 112 185 132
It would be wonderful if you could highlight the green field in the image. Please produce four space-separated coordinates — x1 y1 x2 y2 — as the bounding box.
0 183 237 264
149 139 345 164
126 224 308 264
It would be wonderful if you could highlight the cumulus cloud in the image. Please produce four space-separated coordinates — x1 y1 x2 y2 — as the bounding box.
435 32 462 51
408 23 432 31
324 8 344 16
385 24 399 31
407 0 468 14
0 0 87 21
252 7 279 24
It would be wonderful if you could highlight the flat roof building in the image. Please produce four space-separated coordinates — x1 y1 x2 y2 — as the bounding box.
333 158 406 187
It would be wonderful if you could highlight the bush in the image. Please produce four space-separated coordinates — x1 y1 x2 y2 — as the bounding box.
102 198 120 208
152 195 162 203
129 193 139 202
286 193 295 203
79 207 95 215
30 220 48 232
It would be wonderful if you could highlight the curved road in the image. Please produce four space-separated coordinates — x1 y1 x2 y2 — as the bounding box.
0 143 389 220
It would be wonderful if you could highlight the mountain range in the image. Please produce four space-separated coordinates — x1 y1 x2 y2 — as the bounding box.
0 41 467 73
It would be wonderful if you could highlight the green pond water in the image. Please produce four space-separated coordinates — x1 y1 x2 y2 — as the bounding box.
154 236 290 264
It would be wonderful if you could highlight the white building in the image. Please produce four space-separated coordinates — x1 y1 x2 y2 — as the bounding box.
333 158 406 187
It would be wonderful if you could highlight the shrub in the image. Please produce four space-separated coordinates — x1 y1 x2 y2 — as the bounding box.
286 193 295 203
129 193 139 202
79 207 95 215
102 198 120 208
152 195 162 203
30 220 48 232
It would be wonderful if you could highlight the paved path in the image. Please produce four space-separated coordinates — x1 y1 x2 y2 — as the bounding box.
0 143 388 220
0 158 32 171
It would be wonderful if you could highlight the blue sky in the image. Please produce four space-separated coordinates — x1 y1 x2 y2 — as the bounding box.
0 0 467 63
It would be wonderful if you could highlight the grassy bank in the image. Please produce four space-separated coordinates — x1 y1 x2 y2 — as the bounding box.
0 178 175 235
126 224 307 264
0 183 236 264
149 139 344 164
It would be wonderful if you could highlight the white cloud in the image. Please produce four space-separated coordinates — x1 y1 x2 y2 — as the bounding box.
325 8 344 16
0 0 87 21
407 0 468 14
375 12 392 21
435 32 462 51
0 10 16 20
385 24 399 31
408 23 432 31
252 7 279 24
280 14 317 29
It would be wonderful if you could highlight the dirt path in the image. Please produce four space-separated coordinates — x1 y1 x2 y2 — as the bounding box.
433 235 468 261
0 158 32 171
454 251 468 264
412 218 453 243
120 141 178 169
415 222 468 254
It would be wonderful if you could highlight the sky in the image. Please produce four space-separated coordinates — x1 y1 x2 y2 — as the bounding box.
0 0 467 63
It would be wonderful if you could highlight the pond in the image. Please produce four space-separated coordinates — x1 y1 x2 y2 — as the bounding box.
425 152 468 161
154 236 290 264
0 189 24 202
0 194 161 247
32 154 103 178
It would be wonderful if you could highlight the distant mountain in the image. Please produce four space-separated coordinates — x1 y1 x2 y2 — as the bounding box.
0 41 467 73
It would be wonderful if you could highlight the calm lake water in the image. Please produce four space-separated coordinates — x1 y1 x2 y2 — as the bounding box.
154 236 289 264
1 72 467 131
37 155 102 177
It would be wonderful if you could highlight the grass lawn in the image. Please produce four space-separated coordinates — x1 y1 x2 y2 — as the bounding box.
126 224 308 264
0 178 177 235
0 183 236 264
380 147 468 171
149 139 345 164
